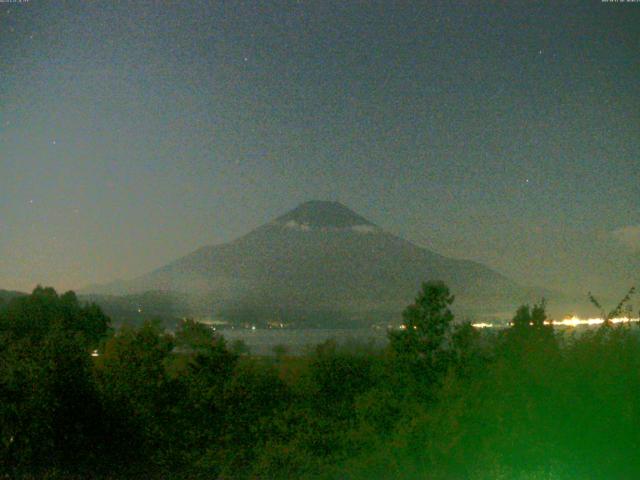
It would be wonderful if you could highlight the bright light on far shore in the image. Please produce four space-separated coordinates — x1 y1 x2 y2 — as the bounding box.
547 316 640 327
472 316 640 329
471 322 494 329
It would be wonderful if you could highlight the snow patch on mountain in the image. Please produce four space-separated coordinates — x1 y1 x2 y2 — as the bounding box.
279 220 379 233
284 220 312 231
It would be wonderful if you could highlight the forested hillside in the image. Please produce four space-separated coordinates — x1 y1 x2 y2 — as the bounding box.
1 284 638 479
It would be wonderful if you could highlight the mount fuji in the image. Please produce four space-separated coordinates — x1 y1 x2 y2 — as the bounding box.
83 201 534 325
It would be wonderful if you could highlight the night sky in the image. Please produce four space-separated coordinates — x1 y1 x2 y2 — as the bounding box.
1 1 638 301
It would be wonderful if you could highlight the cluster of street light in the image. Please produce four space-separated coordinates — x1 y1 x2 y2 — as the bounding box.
471 316 640 329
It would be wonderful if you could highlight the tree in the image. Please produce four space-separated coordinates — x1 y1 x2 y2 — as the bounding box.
503 301 556 359
450 321 484 377
388 281 455 379
172 329 240 478
218 361 289 478
589 286 636 325
0 287 110 476
174 318 217 352
93 320 179 472
0 286 110 349
511 302 547 331
390 282 455 352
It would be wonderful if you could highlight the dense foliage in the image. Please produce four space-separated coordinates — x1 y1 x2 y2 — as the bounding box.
0 283 638 479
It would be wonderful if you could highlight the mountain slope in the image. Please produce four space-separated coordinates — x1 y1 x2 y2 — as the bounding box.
85 201 531 324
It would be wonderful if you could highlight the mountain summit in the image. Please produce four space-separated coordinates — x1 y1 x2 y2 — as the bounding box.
275 201 376 229
85 201 530 325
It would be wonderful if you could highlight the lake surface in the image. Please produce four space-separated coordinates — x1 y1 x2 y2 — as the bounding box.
216 315 640 355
